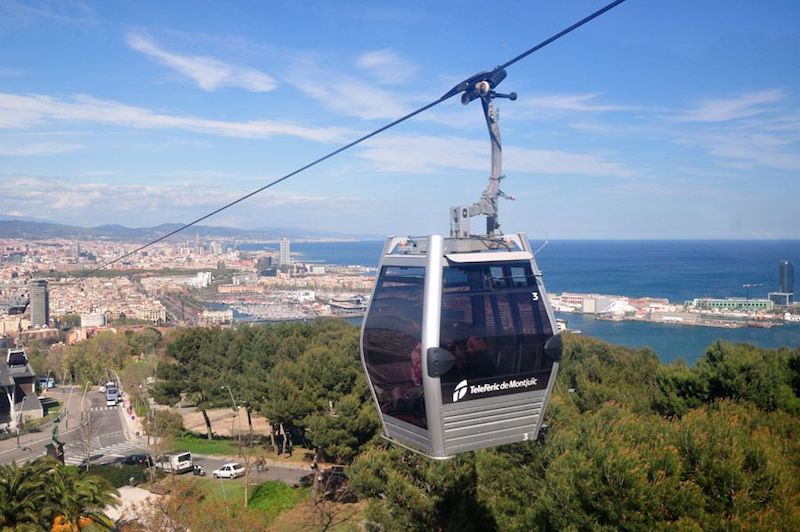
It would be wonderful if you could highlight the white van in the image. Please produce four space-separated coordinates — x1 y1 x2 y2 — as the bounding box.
156 451 193 474
105 384 120 406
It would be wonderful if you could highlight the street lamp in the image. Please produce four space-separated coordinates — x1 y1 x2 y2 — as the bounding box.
220 385 237 413
16 396 28 446
220 385 241 451
64 383 77 430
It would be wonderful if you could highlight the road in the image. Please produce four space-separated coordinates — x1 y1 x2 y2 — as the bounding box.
0 386 137 467
191 455 307 486
61 390 139 467
0 388 307 487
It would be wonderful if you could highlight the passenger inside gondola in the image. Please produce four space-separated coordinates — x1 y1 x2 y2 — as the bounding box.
439 261 554 391
362 266 427 428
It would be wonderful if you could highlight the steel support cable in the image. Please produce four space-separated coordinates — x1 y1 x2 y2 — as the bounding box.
77 0 627 278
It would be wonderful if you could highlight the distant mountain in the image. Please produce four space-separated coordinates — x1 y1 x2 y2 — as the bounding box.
0 220 375 241
0 213 56 223
250 226 381 240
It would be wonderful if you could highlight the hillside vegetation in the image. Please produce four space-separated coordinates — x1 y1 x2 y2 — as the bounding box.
22 319 799 529
143 321 800 530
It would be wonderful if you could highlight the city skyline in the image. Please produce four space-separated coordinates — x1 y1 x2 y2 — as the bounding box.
1 1 799 239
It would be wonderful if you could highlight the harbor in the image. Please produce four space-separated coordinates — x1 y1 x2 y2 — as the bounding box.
551 292 794 330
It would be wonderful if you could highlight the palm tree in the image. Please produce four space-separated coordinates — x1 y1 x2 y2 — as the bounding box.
0 458 59 529
48 466 120 530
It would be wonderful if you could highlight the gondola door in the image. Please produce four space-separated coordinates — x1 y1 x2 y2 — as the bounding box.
361 237 439 456
435 251 560 456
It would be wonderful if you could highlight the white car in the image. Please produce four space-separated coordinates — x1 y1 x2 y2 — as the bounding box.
212 462 246 479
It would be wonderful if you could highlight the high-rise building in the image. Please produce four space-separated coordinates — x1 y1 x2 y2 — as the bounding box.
769 259 795 307
779 259 794 294
28 279 49 328
279 237 291 270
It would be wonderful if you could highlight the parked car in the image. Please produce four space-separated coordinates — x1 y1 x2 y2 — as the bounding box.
212 462 246 479
38 377 56 389
120 453 153 467
155 452 193 474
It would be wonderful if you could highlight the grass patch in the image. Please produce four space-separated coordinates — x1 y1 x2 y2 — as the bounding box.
249 481 308 520
199 478 308 524
173 433 238 455
200 476 247 505
132 397 149 418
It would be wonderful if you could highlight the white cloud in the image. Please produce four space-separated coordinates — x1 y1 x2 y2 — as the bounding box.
0 92 348 142
670 91 800 170
356 49 417 85
0 175 334 225
285 58 410 120
356 134 632 177
521 93 636 114
127 32 277 92
504 146 633 177
0 0 97 26
0 67 22 78
0 142 82 156
674 89 784 122
698 131 800 170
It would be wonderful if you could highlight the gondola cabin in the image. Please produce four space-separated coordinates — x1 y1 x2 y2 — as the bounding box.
360 233 561 458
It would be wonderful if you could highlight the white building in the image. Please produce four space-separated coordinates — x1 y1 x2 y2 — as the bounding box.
131 303 167 323
80 311 106 328
201 309 234 324
193 272 212 288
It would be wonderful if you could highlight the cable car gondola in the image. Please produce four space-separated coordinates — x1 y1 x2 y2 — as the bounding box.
360 71 562 459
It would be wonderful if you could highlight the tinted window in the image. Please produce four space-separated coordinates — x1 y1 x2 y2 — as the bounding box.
363 266 426 428
7 351 26 366
439 262 554 402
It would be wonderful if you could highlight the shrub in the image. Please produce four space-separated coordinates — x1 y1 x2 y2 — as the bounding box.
88 464 148 488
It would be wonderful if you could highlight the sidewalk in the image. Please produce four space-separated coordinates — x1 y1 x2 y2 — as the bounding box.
119 395 147 447
105 486 162 523
0 386 85 456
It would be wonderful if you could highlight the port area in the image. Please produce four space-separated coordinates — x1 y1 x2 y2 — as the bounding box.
552 293 796 329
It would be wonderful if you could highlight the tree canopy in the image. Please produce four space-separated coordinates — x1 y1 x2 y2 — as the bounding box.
0 458 119 530
152 320 379 457
143 320 800 529
350 335 800 531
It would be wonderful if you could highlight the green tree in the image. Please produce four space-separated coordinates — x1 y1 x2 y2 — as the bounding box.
154 327 235 439
651 360 707 417
23 339 49 378
653 342 800 417
143 409 184 440
60 330 135 384
474 401 800 531
49 465 120 529
128 327 163 356
697 341 800 414
261 324 379 462
0 458 119 530
0 459 54 529
556 334 661 414
60 313 81 328
350 445 495 532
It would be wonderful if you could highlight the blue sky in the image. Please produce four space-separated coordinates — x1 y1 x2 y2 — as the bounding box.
0 0 798 238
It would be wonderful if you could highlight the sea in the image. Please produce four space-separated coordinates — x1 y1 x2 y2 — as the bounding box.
239 240 800 365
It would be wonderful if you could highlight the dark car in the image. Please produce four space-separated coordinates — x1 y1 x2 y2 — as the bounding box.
120 453 153 467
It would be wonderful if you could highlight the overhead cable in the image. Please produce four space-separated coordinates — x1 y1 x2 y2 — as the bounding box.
78 0 628 277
